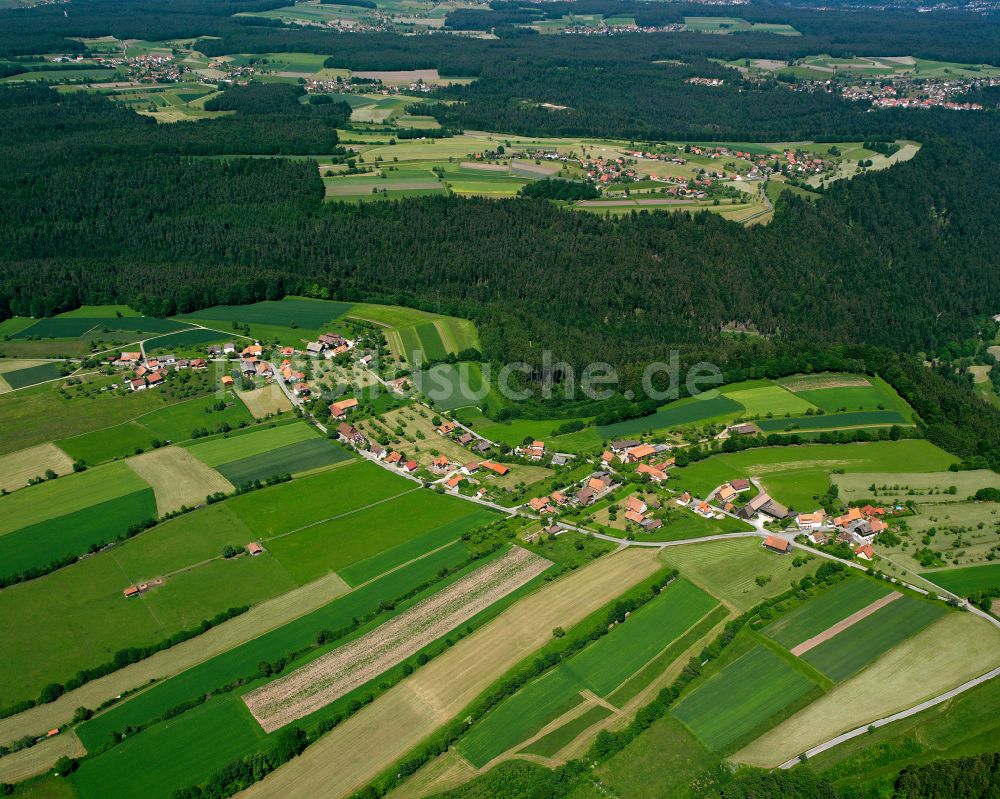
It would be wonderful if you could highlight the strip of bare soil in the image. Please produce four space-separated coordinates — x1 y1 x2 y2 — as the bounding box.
790 592 901 656
244 547 549 732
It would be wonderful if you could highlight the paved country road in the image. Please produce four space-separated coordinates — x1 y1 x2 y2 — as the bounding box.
779 664 1000 769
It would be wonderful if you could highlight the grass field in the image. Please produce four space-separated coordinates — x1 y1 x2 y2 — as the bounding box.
799 595 947 681
236 383 293 418
590 715 716 799
266 488 492 585
659 538 817 611
185 422 321 467
74 543 473 751
520 705 614 758
0 442 74 493
736 612 1000 767
0 500 302 706
833 469 1000 504
0 487 157 579
809 668 1000 796
175 297 352 329
11 316 189 339
73 695 266 799
721 384 816 416
672 645 817 751
0 459 150 536
214 436 352 485
919 563 1000 594
337 510 497 586
1 361 67 389
756 410 909 432
56 391 254 465
225 459 403 533
763 578 892 649
143 327 230 353
597 394 743 439
456 579 719 766
412 363 490 411
126 446 234 514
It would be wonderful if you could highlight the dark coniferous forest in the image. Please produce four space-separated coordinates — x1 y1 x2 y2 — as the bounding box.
2 0 1000 469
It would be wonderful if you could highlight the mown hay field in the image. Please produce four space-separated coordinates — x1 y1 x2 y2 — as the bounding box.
0 442 74 493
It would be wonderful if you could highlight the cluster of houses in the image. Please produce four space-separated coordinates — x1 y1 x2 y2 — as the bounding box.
111 351 207 391
304 332 354 359
796 504 890 560
514 439 573 467
601 440 675 478
619 494 663 531
686 77 725 87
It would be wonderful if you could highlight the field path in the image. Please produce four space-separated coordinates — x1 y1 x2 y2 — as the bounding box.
789 592 900 656
238 548 660 799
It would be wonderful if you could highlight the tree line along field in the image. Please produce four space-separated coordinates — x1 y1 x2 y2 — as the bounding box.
0 457 496 710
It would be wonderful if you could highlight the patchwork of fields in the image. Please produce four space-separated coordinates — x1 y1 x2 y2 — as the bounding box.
456 578 720 766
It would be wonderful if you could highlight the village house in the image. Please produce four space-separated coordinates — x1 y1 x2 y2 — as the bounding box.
763 535 791 554
240 359 257 376
727 424 757 436
190 358 207 369
404 459 419 473
551 453 571 467
676 491 692 506
736 492 788 520
625 496 648 515
223 342 236 355
529 496 554 514
622 443 657 463
336 422 366 446
221 375 234 388
642 517 663 532
624 509 646 525
241 344 263 358
716 484 737 504
462 462 480 476
731 479 751 492
146 371 164 387
431 454 452 473
550 490 568 506
855 544 874 561
520 440 545 460
481 461 510 476
576 486 596 506
247 542 264 556
388 377 410 393
456 432 474 446
128 377 146 391
473 440 492 454
255 361 273 378
796 510 827 529
601 450 615 466
369 443 386 460
610 439 641 454
637 462 667 483
293 383 310 397
809 530 830 545
436 420 457 436
306 341 324 356
445 474 464 489
386 451 402 465
329 397 359 419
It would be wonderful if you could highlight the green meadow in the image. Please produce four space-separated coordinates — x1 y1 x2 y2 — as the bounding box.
58 391 255 463
801 595 947 681
185 422 320 467
1 361 66 389
763 578 892 649
597 394 743 439
175 297 353 329
265 488 491 584
671 645 817 751
920 563 1000 595
214 437 352 485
